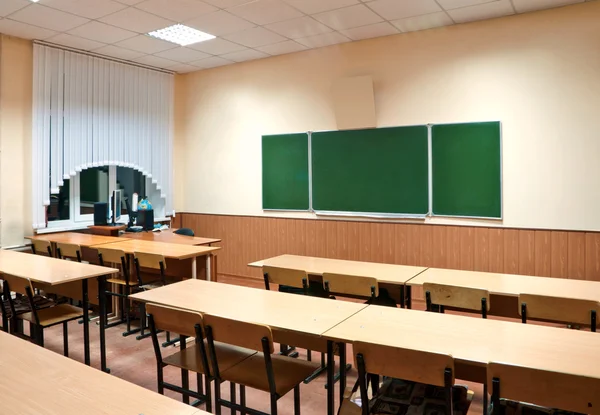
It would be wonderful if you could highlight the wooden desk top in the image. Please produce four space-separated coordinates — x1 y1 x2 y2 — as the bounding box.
249 254 427 285
130 279 367 336
0 331 202 415
122 229 221 246
324 305 600 379
28 232 125 247
0 250 117 285
408 267 600 301
90 239 220 259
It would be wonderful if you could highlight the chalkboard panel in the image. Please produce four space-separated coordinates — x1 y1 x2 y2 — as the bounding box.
312 126 429 215
432 122 501 218
262 133 309 210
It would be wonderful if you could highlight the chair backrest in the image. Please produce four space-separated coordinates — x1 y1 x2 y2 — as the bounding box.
97 248 127 265
322 273 378 297
174 228 195 237
424 283 490 313
354 341 454 387
56 242 82 261
519 293 600 328
1 274 32 296
146 304 203 338
134 252 166 270
31 239 52 257
33 280 100 306
488 362 600 415
203 314 274 354
263 266 308 289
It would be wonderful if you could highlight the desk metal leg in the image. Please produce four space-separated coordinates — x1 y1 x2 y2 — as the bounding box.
406 286 412 309
82 279 90 366
339 342 346 406
400 285 406 308
98 275 110 373
327 340 334 415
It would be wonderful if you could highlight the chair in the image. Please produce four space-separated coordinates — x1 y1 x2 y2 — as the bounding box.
56 242 83 262
204 313 319 415
519 293 600 331
424 283 490 318
174 228 195 237
488 361 600 415
2 274 83 355
31 239 53 257
97 248 140 336
354 341 471 415
0 275 56 334
322 273 378 302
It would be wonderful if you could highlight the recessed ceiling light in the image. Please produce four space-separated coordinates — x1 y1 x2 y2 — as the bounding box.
147 24 215 47
30 0 40 2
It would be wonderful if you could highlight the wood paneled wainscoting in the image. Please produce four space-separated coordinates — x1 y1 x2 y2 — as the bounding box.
173 213 600 300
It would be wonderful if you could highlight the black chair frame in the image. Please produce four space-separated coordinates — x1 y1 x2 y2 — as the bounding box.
425 291 488 319
521 302 597 332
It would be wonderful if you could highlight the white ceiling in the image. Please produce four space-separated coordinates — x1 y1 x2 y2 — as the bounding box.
0 0 594 73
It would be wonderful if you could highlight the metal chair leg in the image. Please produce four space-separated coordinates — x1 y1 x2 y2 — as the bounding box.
270 392 278 415
240 385 246 415
215 381 222 415
294 385 300 415
63 321 69 357
230 382 237 415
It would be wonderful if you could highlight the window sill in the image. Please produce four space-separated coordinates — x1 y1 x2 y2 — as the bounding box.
36 217 171 234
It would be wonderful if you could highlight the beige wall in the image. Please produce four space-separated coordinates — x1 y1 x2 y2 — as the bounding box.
176 1 600 232
0 35 32 247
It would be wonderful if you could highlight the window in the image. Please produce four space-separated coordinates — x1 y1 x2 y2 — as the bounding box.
79 167 109 216
47 179 71 222
117 167 146 214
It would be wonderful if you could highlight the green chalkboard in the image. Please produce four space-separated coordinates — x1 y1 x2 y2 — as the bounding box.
312 126 429 215
432 122 501 218
262 133 309 210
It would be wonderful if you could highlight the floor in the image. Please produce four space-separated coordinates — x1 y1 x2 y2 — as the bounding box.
36 275 486 415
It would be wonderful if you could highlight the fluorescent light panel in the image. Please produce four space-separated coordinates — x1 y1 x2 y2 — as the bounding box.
147 24 215 46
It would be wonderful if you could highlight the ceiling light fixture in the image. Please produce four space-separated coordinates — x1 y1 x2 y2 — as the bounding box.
147 24 215 47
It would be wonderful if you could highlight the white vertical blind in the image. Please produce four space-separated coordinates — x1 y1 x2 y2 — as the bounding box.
32 44 174 229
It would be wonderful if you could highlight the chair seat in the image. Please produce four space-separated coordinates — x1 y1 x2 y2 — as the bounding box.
140 282 165 290
107 278 138 286
221 353 320 396
163 341 256 374
19 304 84 327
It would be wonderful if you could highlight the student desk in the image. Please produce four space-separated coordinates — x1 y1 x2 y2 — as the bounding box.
91 239 221 281
0 330 206 415
0 250 118 372
28 232 126 261
130 279 368 415
407 267 600 318
122 229 221 246
249 254 427 306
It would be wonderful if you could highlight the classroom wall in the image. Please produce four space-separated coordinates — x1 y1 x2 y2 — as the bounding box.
0 35 33 248
175 1 600 233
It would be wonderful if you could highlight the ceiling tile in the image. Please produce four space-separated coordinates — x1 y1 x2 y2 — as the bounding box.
190 55 234 68
227 0 303 25
47 33 106 50
313 4 383 31
154 46 211 62
203 0 253 7
447 0 514 23
9 4 89 31
512 0 583 13
40 0 127 19
134 54 177 68
187 38 246 54
366 0 442 20
436 0 497 9
265 16 332 39
68 21 137 43
256 40 307 55
184 10 254 36
0 18 57 39
0 0 30 17
92 44 146 60
223 26 286 48
115 34 178 53
221 48 269 62
134 0 218 22
166 63 200 73
115 0 145 4
295 31 350 48
283 0 359 14
339 21 398 40
99 7 174 33
392 11 454 32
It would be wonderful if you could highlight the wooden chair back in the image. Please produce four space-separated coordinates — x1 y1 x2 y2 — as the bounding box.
134 252 166 270
32 239 52 257
203 314 274 354
322 273 378 297
97 248 127 265
146 304 203 338
424 283 490 312
488 362 600 415
354 341 454 387
263 266 308 289
33 281 100 306
519 293 600 328
1 274 32 296
56 243 82 261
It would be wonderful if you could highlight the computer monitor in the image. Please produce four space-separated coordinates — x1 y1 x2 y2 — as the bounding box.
124 196 134 227
112 189 122 224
